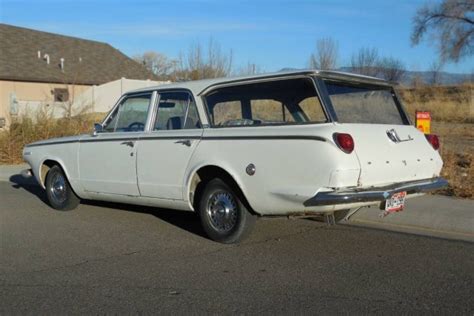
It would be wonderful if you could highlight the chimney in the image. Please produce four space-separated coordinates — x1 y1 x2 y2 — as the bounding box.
37 50 41 58
60 58 65 71
43 54 50 65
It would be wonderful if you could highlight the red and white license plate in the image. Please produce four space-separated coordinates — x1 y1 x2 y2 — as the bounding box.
385 191 407 213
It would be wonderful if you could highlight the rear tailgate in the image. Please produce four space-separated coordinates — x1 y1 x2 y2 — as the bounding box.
322 78 443 188
346 123 443 187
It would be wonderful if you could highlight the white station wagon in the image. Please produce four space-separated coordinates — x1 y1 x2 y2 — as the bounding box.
23 70 447 243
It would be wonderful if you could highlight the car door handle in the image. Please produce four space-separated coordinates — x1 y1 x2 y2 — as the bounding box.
121 140 135 147
175 139 192 147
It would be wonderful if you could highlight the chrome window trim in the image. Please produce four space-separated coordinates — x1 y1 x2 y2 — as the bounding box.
145 91 159 132
182 95 192 128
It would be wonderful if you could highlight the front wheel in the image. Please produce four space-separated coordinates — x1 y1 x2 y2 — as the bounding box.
198 178 256 243
45 165 80 211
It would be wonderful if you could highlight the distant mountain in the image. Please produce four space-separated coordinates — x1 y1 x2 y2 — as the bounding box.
337 67 472 85
279 67 472 86
400 70 472 86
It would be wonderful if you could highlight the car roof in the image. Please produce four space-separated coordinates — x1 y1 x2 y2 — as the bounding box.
128 69 390 96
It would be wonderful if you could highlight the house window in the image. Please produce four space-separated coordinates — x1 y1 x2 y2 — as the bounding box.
53 88 69 102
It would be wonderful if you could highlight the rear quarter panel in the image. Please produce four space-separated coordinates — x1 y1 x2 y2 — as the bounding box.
186 124 361 215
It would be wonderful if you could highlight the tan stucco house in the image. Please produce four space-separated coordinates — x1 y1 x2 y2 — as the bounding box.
0 23 157 129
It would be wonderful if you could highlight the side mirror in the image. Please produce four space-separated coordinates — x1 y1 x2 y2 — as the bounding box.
92 123 103 136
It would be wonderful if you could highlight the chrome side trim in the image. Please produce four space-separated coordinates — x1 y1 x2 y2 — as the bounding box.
304 177 448 206
25 135 327 147
25 139 78 147
202 135 326 142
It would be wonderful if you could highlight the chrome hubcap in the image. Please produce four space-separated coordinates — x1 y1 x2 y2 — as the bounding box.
206 191 238 232
50 173 67 204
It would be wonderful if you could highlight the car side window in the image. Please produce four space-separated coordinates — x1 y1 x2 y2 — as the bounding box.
103 94 151 132
213 101 242 126
251 99 297 123
298 96 326 123
154 92 201 130
205 77 326 127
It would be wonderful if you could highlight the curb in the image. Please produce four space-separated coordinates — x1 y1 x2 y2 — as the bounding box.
1 164 473 242
0 164 34 184
345 195 474 242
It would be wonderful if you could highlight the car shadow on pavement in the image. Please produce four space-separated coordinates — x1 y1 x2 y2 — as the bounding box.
9 174 207 239
9 174 49 203
82 199 207 239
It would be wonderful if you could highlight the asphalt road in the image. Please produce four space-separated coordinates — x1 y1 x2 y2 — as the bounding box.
1 181 473 314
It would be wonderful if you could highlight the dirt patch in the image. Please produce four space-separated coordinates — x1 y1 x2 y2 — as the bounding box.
430 121 473 198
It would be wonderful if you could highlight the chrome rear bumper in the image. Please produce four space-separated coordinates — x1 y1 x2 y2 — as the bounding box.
304 177 448 206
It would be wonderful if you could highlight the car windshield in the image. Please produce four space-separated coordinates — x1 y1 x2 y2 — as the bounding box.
204 78 327 127
324 80 406 125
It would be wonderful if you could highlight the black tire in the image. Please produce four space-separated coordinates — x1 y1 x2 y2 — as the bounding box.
198 178 256 244
45 165 80 211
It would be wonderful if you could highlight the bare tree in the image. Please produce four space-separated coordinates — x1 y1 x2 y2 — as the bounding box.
411 0 474 63
429 60 445 85
377 57 406 82
237 62 263 76
176 38 233 80
309 38 338 70
133 51 177 80
411 73 425 88
350 47 380 76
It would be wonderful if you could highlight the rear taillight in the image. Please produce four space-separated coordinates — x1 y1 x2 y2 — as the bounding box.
334 133 354 154
425 134 440 150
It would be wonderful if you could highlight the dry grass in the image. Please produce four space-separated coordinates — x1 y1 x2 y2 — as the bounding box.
397 84 473 199
397 84 473 123
0 111 105 164
428 121 473 198
437 146 473 198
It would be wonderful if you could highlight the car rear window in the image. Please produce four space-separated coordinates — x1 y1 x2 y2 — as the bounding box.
324 81 406 125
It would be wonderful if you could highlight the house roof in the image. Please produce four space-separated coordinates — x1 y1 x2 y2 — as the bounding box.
0 23 158 85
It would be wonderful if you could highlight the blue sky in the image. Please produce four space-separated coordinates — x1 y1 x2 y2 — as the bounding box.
1 0 472 74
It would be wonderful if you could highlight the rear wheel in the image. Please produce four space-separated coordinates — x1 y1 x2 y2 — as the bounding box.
45 165 80 211
198 178 256 243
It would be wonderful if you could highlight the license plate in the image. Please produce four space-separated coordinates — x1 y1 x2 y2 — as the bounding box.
385 191 407 213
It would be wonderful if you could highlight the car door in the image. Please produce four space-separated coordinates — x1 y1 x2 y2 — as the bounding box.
78 92 154 195
136 90 203 200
